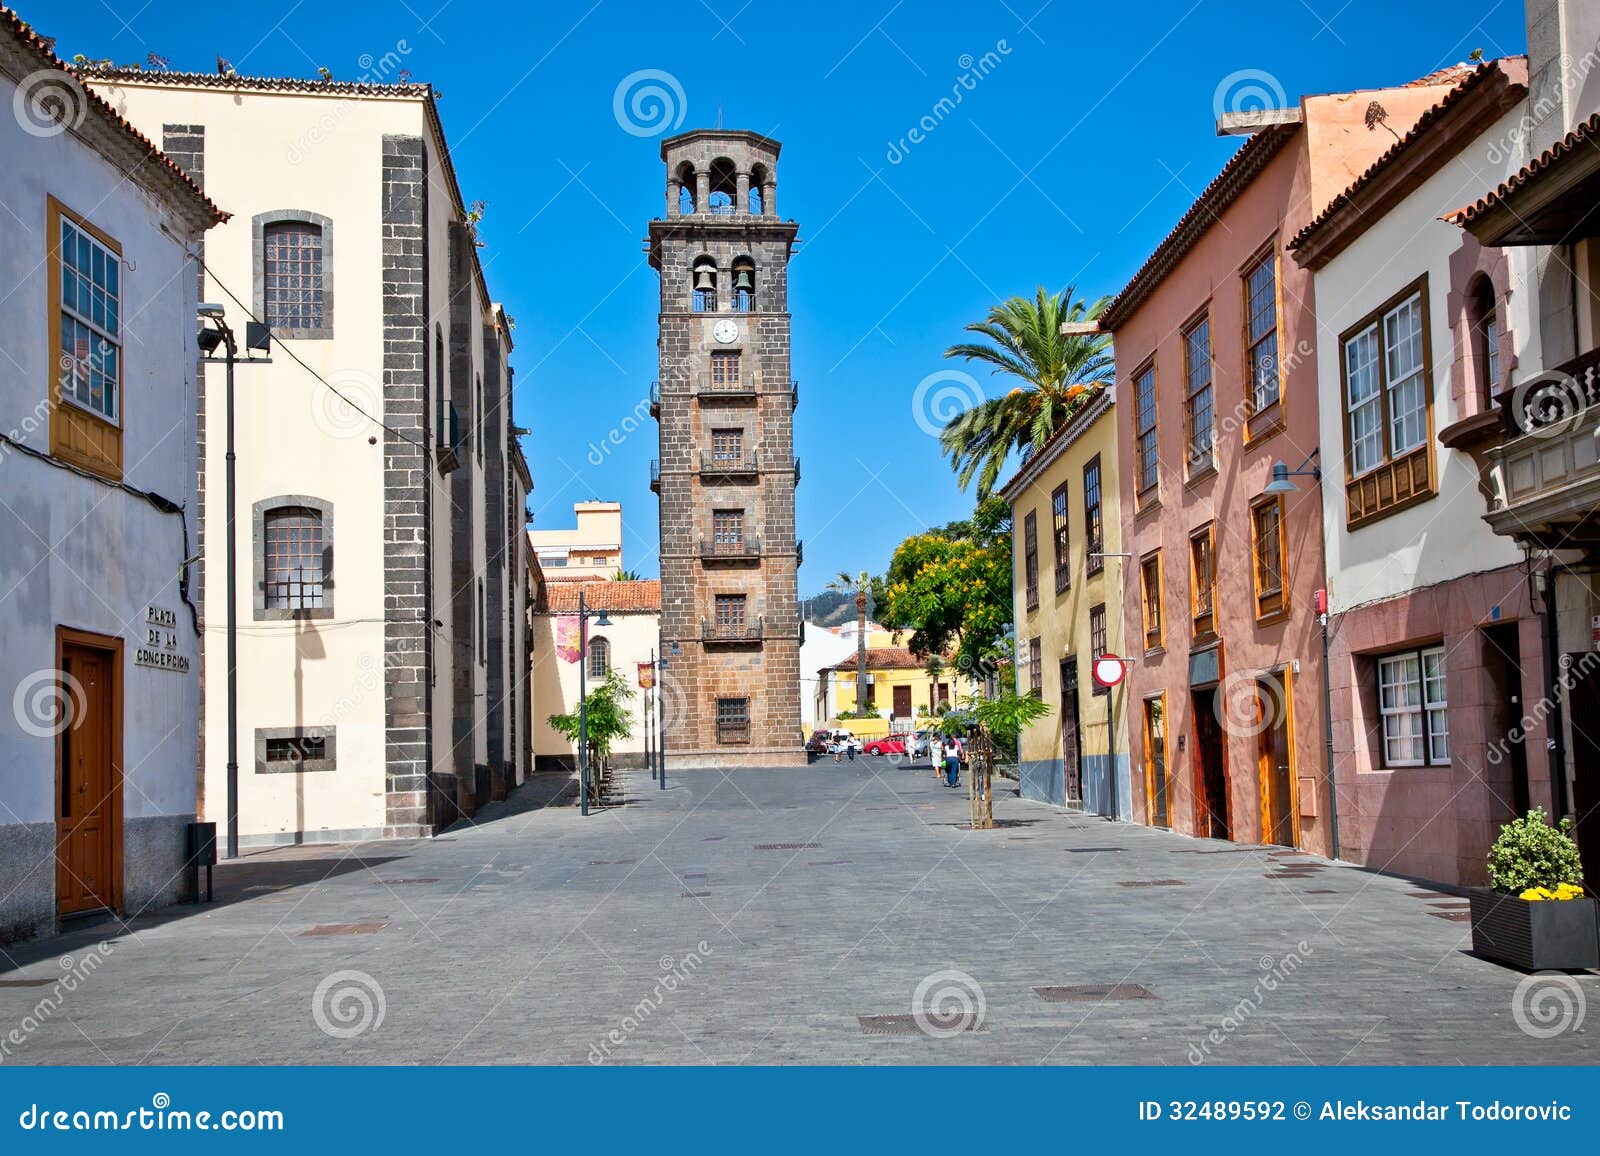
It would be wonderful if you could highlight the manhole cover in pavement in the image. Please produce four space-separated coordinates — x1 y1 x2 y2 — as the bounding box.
1306 889 1338 894
857 1013 982 1035
301 922 387 937
680 891 712 899
0 979 55 988
380 878 439 885
1115 879 1187 888
754 843 821 850
1065 847 1122 853
807 860 851 866
589 858 638 866
1431 910 1471 922
1035 984 1156 1002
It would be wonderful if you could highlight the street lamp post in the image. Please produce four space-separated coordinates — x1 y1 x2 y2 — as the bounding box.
1089 551 1134 823
197 305 269 860
575 590 612 816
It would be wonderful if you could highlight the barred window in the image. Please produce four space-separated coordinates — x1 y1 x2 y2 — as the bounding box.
1028 637 1043 696
263 507 325 611
716 697 751 744
1141 552 1163 651
263 221 325 333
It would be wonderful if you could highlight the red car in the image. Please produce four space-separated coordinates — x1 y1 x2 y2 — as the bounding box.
863 736 908 756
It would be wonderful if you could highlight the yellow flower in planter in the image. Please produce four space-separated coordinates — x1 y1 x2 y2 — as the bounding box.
1519 883 1586 901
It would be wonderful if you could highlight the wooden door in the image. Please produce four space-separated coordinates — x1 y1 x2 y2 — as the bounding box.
1144 697 1169 827
893 684 912 719
56 638 119 916
1257 674 1295 847
1060 661 1082 807
1193 687 1230 840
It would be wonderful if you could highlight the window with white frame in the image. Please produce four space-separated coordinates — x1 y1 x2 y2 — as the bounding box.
1377 645 1448 767
58 214 121 423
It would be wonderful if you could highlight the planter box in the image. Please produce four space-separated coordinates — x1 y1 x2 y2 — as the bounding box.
1469 890 1599 971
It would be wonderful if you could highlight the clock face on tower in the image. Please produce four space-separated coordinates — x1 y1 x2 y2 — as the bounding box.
712 319 739 344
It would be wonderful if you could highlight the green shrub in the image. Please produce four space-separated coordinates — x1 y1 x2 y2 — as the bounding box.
1486 808 1584 894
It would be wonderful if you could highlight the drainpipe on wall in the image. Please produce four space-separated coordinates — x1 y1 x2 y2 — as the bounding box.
1538 563 1570 821
1317 589 1340 862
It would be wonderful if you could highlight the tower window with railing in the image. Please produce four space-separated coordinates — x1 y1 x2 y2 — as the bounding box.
733 258 756 312
692 258 717 312
710 349 741 390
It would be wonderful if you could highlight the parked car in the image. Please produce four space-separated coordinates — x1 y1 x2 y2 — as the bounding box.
863 735 908 757
826 728 863 754
805 731 830 754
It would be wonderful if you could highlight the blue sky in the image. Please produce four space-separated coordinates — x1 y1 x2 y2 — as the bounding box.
46 0 1527 589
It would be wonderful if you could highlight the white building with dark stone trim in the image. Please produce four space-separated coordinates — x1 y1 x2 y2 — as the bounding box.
0 11 225 941
83 64 532 846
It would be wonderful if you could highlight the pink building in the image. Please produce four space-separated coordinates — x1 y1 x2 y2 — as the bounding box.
1103 73 1471 855
1288 58 1548 885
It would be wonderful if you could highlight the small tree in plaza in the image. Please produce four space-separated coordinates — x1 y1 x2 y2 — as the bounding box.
548 669 636 774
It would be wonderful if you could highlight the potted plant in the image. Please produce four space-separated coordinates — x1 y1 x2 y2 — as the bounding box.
1469 808 1597 971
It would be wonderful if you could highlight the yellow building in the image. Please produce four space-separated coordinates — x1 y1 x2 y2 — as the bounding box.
998 387 1130 817
817 646 953 730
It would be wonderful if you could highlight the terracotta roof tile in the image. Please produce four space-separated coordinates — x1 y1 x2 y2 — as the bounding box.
540 580 660 614
1288 59 1524 259
1445 109 1600 230
2 6 226 225
75 63 434 98
830 647 925 672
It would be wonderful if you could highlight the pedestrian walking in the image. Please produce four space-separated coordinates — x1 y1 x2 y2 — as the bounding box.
944 737 962 788
930 733 944 781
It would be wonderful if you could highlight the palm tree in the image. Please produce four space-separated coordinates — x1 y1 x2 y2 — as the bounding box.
941 286 1113 498
612 568 643 581
827 570 872 716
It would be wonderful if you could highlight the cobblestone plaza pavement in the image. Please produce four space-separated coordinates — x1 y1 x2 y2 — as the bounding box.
2 762 1596 1065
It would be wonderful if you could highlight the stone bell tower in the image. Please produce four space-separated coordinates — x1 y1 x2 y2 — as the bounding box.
648 130 803 766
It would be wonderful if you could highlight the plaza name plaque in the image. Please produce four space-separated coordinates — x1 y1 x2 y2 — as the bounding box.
135 604 191 673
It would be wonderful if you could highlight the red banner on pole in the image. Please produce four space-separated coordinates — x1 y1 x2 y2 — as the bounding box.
638 662 655 689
